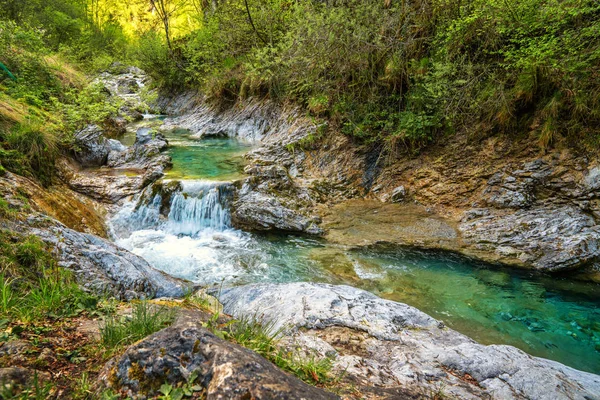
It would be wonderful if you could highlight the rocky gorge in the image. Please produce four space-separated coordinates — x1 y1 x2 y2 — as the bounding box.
2 67 600 399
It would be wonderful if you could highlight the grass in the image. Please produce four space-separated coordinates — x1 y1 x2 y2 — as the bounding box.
100 301 175 348
224 316 333 385
0 232 100 323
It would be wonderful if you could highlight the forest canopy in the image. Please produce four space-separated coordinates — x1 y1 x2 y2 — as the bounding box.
1 0 600 152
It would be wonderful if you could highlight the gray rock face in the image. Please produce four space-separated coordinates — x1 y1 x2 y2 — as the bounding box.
24 215 190 300
106 128 170 170
460 205 600 271
59 159 166 204
215 283 600 400
73 125 110 167
99 310 338 400
232 191 323 235
159 97 272 141
61 126 170 203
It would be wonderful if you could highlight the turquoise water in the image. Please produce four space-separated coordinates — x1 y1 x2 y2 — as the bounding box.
251 238 600 375
111 131 600 375
164 129 251 181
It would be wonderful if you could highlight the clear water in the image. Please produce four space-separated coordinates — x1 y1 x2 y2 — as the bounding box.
109 135 600 375
164 129 251 181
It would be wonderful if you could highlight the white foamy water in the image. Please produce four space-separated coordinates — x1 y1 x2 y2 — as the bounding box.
109 180 269 284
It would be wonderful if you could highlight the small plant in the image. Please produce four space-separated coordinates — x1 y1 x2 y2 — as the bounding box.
157 372 203 400
100 301 175 348
0 274 17 316
224 317 333 385
307 94 329 116
72 372 92 400
181 290 212 311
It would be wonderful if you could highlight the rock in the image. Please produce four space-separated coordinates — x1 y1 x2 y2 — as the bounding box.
460 204 600 271
390 185 406 202
214 283 600 400
72 125 109 167
0 367 50 390
583 166 600 192
159 99 272 141
117 78 140 95
232 191 323 235
25 215 191 300
98 310 338 400
61 126 170 203
106 129 169 170
135 127 153 144
104 116 128 137
59 159 166 203
0 340 30 364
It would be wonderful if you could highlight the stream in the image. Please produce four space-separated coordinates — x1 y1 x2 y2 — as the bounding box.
108 124 600 375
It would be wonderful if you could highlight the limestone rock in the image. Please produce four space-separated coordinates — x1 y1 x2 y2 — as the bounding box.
390 185 406 202
232 191 323 235
25 215 191 300
106 128 169 169
460 204 600 271
73 125 110 167
99 310 338 400
0 367 50 391
215 282 600 400
61 127 170 203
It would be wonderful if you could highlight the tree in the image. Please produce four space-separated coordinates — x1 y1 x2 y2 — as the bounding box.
149 0 189 51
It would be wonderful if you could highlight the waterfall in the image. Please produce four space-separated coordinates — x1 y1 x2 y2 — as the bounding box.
167 183 231 235
110 180 234 238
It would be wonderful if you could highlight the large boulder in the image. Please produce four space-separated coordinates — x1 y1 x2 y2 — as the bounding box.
460 204 600 271
214 283 600 400
25 215 190 300
98 310 338 400
72 125 110 167
61 127 170 203
232 191 323 235
106 128 169 170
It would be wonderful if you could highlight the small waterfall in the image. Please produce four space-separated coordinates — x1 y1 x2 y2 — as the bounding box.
167 183 231 235
110 180 234 238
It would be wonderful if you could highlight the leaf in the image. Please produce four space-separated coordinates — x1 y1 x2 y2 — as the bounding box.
159 383 172 395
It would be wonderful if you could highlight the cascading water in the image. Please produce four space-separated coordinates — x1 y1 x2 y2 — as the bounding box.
109 179 267 283
167 181 232 235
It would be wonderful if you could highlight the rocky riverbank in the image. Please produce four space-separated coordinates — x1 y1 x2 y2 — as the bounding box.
162 93 600 281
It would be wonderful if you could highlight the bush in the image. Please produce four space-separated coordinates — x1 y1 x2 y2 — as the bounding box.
134 0 600 151
0 119 58 185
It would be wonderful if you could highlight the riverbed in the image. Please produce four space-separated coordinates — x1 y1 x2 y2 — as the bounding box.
109 125 600 375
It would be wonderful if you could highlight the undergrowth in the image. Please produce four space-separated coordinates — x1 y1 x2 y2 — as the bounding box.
0 232 99 323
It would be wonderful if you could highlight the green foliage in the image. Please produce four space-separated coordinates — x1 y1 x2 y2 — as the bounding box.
60 83 124 133
157 373 203 400
136 0 600 151
223 316 333 385
0 118 59 185
100 301 175 348
0 231 100 323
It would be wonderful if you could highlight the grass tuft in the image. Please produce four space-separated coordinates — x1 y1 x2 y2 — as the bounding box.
100 301 175 349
